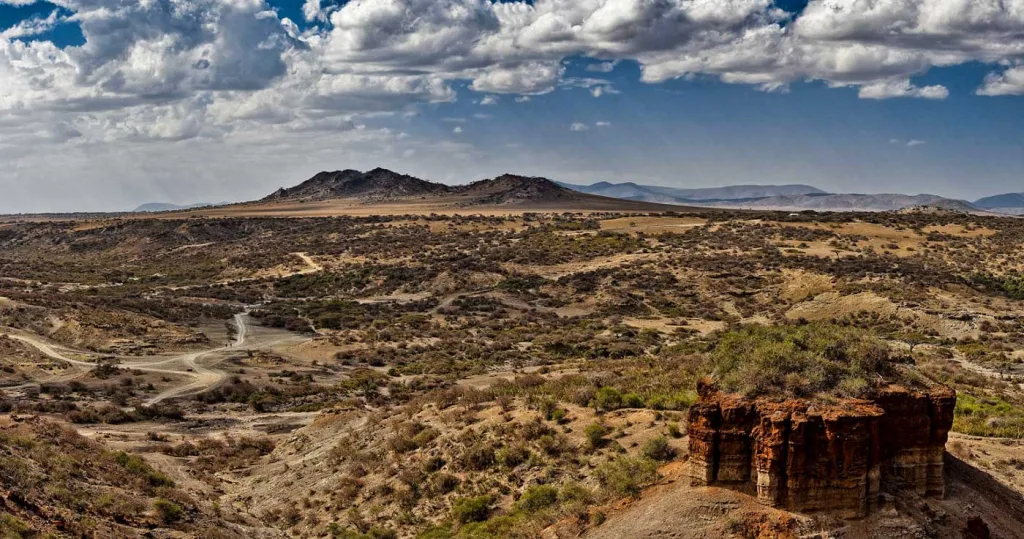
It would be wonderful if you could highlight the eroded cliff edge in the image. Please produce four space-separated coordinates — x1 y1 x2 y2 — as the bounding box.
688 379 956 518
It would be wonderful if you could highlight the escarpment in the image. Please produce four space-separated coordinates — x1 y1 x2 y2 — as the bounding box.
688 381 956 517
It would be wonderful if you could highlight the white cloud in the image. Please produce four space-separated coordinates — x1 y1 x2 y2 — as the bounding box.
570 122 589 132
0 9 61 40
453 126 463 134
479 95 498 106
596 121 611 127
302 0 323 23
4 0 1024 210
890 138 927 147
857 79 949 100
977 65 1024 96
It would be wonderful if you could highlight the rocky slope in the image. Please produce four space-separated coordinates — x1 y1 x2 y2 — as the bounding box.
456 174 585 205
0 416 280 538
688 380 955 518
264 168 449 201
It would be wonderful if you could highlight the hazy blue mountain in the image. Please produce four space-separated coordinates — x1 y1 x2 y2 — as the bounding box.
973 193 1024 215
691 193 979 212
133 202 222 212
557 180 985 213
557 181 827 204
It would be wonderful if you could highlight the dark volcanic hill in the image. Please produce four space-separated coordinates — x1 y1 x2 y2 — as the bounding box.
457 174 583 205
264 168 449 201
261 168 691 211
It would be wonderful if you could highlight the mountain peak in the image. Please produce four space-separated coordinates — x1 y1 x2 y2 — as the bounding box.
263 168 448 202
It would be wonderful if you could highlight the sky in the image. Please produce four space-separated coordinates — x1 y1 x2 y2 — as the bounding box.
1 0 1024 213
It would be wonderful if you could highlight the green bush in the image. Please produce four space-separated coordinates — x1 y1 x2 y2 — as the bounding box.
452 496 492 524
953 393 1024 439
496 444 530 469
153 498 183 524
707 323 894 399
0 512 31 537
591 387 622 411
596 455 658 497
640 436 675 461
515 485 559 512
621 392 644 408
583 423 608 450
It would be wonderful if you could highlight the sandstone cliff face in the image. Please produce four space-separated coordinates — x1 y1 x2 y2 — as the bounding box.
688 383 956 517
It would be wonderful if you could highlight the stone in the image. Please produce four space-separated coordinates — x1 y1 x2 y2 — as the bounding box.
687 385 955 517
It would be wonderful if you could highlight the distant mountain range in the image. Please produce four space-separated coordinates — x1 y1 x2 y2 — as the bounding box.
972 193 1024 215
261 168 681 211
557 180 1024 214
133 202 224 212
142 170 1022 216
556 181 827 204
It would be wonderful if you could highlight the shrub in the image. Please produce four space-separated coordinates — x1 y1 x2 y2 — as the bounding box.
707 323 895 399
459 445 495 471
452 495 492 524
516 484 559 512
429 473 460 495
153 498 183 524
596 456 658 497
584 422 608 450
640 436 675 461
496 444 530 469
591 387 622 412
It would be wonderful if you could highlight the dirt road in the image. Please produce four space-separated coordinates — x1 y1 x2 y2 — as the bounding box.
4 312 264 406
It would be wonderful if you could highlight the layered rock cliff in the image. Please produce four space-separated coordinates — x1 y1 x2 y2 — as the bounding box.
688 380 956 517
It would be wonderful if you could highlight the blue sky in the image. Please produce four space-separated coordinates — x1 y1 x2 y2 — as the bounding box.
1 0 1023 212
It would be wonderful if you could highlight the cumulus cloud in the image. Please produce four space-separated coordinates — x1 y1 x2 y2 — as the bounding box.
570 122 589 131
0 9 61 40
977 65 1024 96
3 0 1024 210
857 79 949 100
4 0 1024 144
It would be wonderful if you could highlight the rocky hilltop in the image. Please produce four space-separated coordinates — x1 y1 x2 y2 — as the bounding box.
456 174 584 205
264 168 448 201
688 380 955 518
259 168 681 210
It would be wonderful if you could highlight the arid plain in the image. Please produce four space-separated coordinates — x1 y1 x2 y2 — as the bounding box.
2 174 1024 538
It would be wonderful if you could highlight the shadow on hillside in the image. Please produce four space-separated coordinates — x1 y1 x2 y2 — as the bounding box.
945 452 1024 537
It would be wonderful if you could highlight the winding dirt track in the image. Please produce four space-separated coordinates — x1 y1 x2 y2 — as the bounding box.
3 312 260 406
2 253 322 404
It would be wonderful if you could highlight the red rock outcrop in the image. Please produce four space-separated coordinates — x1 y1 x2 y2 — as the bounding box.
688 383 956 517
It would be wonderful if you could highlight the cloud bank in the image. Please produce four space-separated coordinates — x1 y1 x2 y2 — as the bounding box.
2 0 1024 210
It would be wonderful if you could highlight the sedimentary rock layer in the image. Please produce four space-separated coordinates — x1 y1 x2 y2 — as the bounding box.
688 384 956 517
